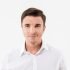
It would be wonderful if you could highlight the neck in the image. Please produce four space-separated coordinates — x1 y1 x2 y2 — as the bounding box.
25 41 42 55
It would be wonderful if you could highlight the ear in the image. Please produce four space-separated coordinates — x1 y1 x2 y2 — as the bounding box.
21 23 23 28
43 26 46 31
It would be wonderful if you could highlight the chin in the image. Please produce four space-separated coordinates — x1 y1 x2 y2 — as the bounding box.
29 40 37 44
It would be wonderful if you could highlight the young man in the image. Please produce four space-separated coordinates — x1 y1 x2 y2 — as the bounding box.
1 8 66 70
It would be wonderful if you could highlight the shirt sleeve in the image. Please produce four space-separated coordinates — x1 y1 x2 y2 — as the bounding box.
59 56 66 70
1 55 8 70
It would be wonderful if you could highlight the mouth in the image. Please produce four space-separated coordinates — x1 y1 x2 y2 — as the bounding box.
29 36 36 37
28 35 37 38
29 35 37 37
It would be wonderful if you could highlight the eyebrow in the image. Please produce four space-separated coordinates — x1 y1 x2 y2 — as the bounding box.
24 23 41 26
24 24 30 27
35 24 41 27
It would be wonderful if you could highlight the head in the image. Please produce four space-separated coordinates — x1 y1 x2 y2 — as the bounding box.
21 8 46 45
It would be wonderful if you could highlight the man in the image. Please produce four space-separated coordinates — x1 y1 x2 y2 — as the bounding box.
1 8 66 70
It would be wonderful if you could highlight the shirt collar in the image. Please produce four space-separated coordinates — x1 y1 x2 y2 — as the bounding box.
19 40 48 56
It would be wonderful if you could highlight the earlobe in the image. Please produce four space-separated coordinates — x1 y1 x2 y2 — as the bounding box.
21 23 22 27
43 26 46 31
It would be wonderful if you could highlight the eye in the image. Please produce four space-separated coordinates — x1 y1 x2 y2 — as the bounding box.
35 24 41 27
25 24 30 27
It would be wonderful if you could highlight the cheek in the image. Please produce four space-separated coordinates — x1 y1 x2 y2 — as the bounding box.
22 28 28 35
23 31 29 36
37 30 44 36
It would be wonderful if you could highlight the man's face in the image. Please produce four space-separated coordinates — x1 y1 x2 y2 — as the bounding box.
21 16 45 44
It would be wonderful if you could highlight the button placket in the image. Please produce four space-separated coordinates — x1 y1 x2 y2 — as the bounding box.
32 55 37 70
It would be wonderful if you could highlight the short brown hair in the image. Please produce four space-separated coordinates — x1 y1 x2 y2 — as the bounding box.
21 8 46 26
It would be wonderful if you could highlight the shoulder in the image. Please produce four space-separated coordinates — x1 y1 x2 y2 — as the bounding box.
45 43 63 59
8 48 21 62
2 48 21 64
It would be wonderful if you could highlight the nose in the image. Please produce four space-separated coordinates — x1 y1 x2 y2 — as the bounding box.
29 27 36 35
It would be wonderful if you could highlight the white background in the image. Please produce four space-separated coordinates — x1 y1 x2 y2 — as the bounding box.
0 0 70 70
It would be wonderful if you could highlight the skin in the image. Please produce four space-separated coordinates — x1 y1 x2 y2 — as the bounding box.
21 16 45 54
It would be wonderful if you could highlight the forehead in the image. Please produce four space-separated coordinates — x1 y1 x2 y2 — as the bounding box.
22 16 43 24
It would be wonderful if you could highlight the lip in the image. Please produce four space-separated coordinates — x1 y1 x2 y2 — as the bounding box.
29 36 36 37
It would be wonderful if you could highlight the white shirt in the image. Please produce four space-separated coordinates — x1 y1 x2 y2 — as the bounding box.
1 41 66 70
